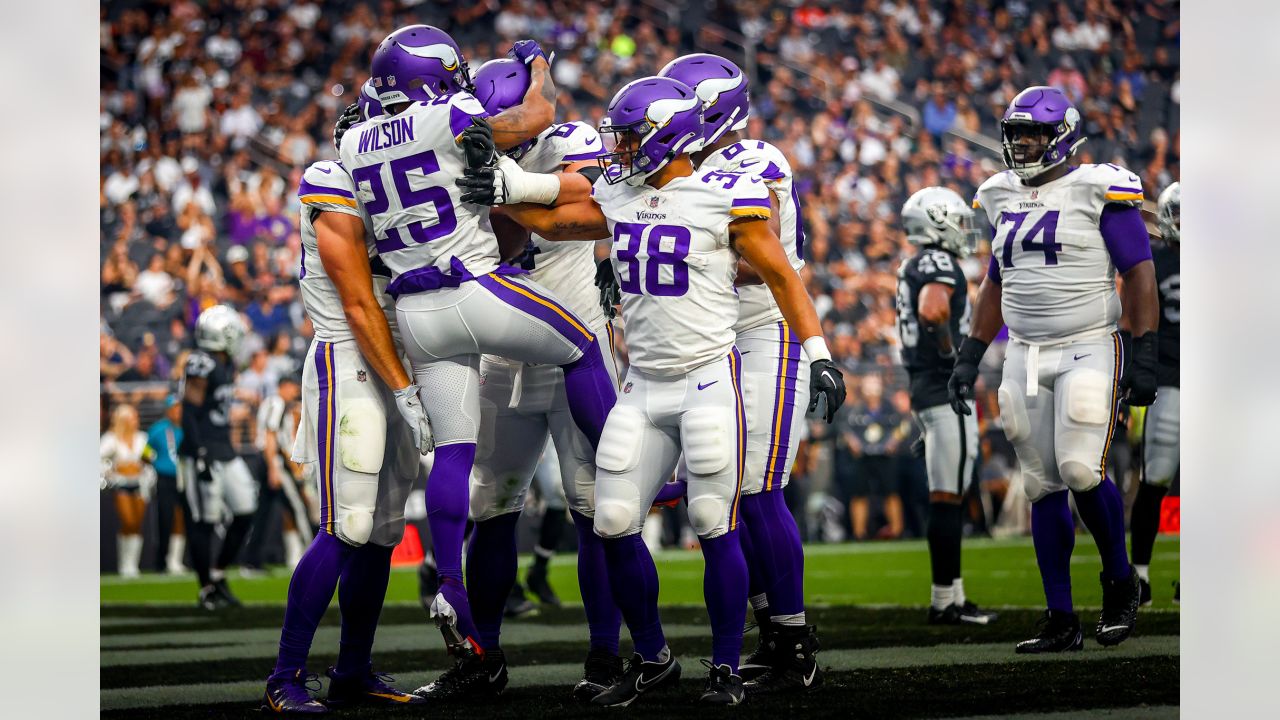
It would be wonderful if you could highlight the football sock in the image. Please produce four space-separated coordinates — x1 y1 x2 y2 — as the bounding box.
740 490 807 621
602 533 666 661
737 515 766 601
1130 481 1168 567
466 512 521 651
926 501 963 587
1073 477 1132 581
533 507 565 569
426 442 481 643
1031 490 1076 614
166 535 185 573
952 577 967 607
571 510 621 655
188 521 215 588
272 532 355 677
335 543 393 676
700 530 749 672
1135 564 1150 582
215 513 254 571
560 346 617 449
931 584 955 610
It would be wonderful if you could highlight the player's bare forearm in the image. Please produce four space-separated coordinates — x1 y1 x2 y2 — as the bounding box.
490 57 555 150
734 259 763 286
967 276 1005 343
182 375 206 407
497 200 609 241
554 162 598 204
918 282 954 355
315 212 412 391
732 218 822 341
1120 259 1159 336
492 213 532 262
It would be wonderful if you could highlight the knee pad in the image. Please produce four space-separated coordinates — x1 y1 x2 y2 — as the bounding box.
686 493 729 537
595 406 645 474
338 397 387 474
1064 370 1112 426
1059 459 1101 493
333 474 379 546
680 408 733 475
997 382 1030 443
593 500 637 538
335 508 374 546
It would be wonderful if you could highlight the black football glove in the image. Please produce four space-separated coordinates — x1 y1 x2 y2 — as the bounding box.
947 336 989 416
1120 331 1159 406
595 259 620 320
459 116 497 169
457 165 500 205
332 102 361 152
808 359 847 423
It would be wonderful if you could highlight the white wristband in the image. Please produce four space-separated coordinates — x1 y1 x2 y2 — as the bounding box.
498 155 561 205
802 336 831 363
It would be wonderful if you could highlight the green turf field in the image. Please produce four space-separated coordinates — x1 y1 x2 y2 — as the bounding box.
100 536 1179 718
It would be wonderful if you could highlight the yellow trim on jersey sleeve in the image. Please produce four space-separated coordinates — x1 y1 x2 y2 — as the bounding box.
300 194 358 208
729 207 772 218
1103 191 1144 202
972 198 982 209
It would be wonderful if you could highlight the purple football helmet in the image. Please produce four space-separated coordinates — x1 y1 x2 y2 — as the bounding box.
1000 86 1085 179
369 25 474 106
657 53 750 145
472 58 538 160
357 80 383 120
598 77 704 186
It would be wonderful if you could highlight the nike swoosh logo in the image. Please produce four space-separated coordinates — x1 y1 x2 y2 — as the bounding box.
1100 624 1130 633
635 665 669 692
803 663 817 686
316 166 332 174
697 381 718 390
489 669 505 683
739 159 760 167
1073 353 1091 361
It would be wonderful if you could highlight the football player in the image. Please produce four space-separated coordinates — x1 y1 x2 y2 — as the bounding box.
658 53 822 693
460 76 846 706
262 86 430 714
894 186 998 626
179 304 257 610
337 26 618 696
1129 181 1179 605
950 86 1158 653
445 57 625 702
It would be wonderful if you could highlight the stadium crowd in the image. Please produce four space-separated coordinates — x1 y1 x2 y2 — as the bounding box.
99 0 1179 564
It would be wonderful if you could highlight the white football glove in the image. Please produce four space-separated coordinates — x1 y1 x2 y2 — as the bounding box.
394 384 435 455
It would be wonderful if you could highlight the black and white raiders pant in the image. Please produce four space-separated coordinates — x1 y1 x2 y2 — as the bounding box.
997 332 1123 502
913 402 978 495
1142 386 1179 487
181 456 258 524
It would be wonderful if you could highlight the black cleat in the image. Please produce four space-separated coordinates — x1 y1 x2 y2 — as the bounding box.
744 625 822 695
927 604 962 625
525 563 561 607
213 578 242 607
738 624 776 681
412 647 508 701
699 661 745 705
1138 576 1153 607
262 669 328 714
591 652 681 707
956 600 999 625
1096 567 1140 646
572 648 624 703
198 584 229 611
417 558 439 615
504 582 536 618
326 665 425 707
1015 610 1084 654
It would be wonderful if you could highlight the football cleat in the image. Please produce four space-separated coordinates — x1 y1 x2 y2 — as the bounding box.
1138 577 1153 607
262 669 328 714
591 651 682 707
412 648 508 701
1095 567 1140 646
743 625 822 695
927 604 962 625
525 563 561 607
213 578 242 607
504 582 536 618
738 624 776 681
572 648 624 703
1015 609 1083 654
197 584 228 611
956 600 999 625
699 661 745 705
326 665 425 707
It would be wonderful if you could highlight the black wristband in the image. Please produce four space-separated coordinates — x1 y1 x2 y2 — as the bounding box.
1132 332 1158 361
955 336 989 366
575 165 604 184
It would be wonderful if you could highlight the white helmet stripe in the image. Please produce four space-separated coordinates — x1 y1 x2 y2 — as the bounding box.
396 42 459 71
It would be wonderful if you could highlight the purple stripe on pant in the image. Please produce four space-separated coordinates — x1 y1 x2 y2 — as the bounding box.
474 273 595 353
765 323 802 492
314 342 335 535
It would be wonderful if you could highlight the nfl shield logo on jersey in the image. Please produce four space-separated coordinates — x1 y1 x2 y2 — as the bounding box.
356 370 367 383
623 381 633 394
647 196 660 208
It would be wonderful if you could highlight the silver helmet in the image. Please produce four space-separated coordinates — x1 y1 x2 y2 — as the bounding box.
1157 181 1180 244
195 305 247 355
901 186 980 257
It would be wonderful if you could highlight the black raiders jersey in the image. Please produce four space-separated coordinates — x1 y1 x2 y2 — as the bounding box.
179 350 238 461
896 247 971 409
1152 244 1179 387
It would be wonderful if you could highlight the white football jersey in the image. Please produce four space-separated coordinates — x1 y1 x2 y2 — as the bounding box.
297 161 399 344
337 93 499 278
514 121 607 332
974 163 1145 344
591 167 773 375
702 140 806 333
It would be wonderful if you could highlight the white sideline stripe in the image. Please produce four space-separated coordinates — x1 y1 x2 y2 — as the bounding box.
100 636 1179 711
957 706 1178 720
102 623 712 665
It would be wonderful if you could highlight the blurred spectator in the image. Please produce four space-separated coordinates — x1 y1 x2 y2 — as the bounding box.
835 374 906 540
